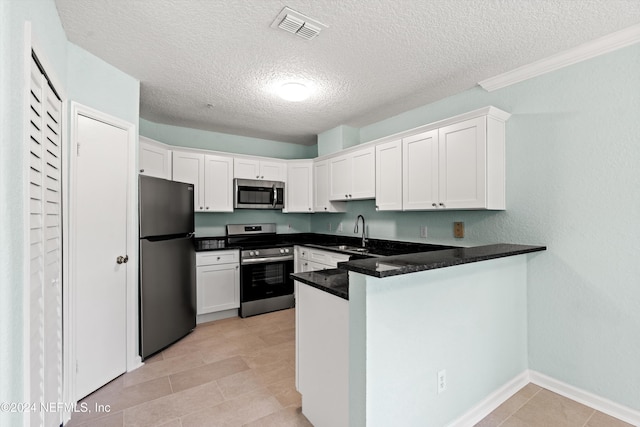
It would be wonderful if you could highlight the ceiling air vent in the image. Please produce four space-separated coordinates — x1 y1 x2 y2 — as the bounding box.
271 7 327 40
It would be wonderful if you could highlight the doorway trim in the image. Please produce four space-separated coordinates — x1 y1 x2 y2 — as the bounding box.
67 102 141 406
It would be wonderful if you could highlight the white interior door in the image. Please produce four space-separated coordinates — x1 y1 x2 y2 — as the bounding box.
74 114 129 399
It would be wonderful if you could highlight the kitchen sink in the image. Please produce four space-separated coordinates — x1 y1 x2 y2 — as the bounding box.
328 245 371 253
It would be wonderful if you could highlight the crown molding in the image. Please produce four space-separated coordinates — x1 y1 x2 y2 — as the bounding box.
478 24 640 92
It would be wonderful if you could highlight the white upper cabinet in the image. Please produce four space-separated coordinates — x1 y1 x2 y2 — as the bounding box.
437 116 487 209
204 154 234 212
376 107 508 211
234 157 286 182
139 136 172 179
375 139 403 211
328 146 375 201
173 150 234 212
172 151 205 212
313 160 345 213
286 160 314 213
402 129 439 210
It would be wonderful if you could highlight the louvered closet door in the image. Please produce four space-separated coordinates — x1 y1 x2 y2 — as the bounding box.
29 53 63 427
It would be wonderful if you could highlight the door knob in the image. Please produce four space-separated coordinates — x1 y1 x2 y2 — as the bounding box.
116 255 129 264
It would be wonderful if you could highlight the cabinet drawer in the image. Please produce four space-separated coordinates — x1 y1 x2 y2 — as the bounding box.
297 246 310 260
308 249 330 264
196 250 239 266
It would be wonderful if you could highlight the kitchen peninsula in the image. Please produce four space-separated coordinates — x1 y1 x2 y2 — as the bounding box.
292 243 546 427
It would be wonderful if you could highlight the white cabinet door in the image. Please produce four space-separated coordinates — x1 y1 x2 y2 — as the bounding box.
234 158 261 179
313 160 345 213
260 160 287 182
286 160 313 212
402 130 439 210
196 263 240 314
172 151 205 211
438 116 486 209
350 146 375 199
329 147 375 201
139 137 171 179
328 155 350 201
204 154 234 212
375 139 402 211
234 158 286 181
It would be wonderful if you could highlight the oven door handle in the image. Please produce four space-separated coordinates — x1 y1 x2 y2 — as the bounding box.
242 255 294 265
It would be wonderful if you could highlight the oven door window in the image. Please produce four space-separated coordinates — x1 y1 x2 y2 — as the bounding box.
241 261 293 302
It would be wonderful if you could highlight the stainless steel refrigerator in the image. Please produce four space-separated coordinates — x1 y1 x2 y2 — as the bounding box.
139 175 196 360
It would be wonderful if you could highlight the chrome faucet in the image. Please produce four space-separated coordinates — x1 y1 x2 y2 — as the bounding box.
354 215 367 247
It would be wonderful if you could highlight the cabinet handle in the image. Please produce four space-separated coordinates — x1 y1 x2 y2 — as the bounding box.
206 206 210 210
439 203 445 208
217 256 221 260
349 194 352 198
308 207 311 211
116 255 128 264
324 207 327 211
139 169 144 173
345 194 348 198
235 265 239 269
261 175 264 179
432 203 437 208
256 175 260 178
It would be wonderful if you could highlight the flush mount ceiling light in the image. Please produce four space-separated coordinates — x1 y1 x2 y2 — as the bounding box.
277 82 311 102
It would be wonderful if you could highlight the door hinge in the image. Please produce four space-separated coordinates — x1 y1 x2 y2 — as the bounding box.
76 142 80 156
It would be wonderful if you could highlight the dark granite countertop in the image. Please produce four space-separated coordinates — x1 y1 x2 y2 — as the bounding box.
194 233 456 253
291 269 349 300
292 243 546 299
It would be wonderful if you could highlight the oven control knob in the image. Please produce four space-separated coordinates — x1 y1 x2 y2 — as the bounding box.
254 250 260 256
249 251 255 256
285 248 290 253
280 249 285 254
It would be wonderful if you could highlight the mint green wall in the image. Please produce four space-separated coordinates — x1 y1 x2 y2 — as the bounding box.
350 256 529 426
316 44 640 410
139 118 317 159
0 1 69 423
67 43 140 126
317 124 360 156
195 211 310 237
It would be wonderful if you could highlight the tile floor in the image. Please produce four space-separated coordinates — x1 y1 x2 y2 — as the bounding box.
66 308 633 427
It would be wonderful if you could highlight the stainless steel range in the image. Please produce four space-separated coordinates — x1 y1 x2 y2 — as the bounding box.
226 223 294 317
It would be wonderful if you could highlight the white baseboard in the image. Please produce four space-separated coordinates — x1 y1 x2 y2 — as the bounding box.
447 370 530 427
529 370 640 426
446 370 640 427
197 309 238 324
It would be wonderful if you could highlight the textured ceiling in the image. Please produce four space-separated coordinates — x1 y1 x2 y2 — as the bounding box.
54 0 640 145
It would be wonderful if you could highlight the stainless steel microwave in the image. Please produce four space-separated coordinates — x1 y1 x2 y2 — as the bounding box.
234 179 285 209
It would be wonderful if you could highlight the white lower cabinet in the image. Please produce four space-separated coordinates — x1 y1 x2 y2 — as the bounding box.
294 246 350 273
196 251 239 315
296 282 349 427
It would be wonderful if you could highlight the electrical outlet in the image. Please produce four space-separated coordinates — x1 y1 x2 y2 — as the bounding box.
420 225 428 238
454 222 464 238
437 369 447 394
